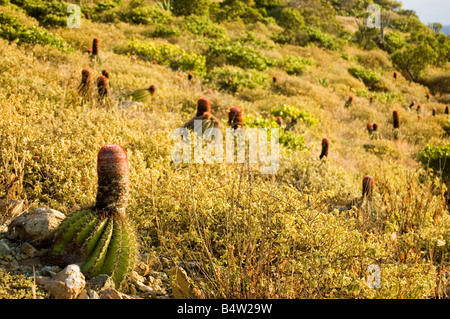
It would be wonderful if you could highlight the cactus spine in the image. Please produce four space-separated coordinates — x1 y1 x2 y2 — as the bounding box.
49 145 137 288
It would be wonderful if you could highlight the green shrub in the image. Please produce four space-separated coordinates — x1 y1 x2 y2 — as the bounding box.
385 31 406 54
243 114 306 151
270 104 318 127
0 11 71 51
200 37 275 71
419 144 450 183
348 66 381 88
181 15 227 39
121 2 173 24
151 25 181 38
204 66 270 92
10 0 68 27
280 54 315 75
114 38 206 75
172 0 210 17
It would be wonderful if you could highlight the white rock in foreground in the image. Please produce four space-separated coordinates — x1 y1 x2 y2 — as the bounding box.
44 264 86 299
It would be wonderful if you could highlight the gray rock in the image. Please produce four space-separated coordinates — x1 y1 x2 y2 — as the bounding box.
87 274 115 292
88 290 99 299
21 242 39 258
7 208 65 248
44 264 86 299
0 242 11 256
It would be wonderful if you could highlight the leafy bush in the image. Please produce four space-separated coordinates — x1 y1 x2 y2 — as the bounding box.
280 55 315 75
10 0 69 27
243 114 306 150
200 37 276 71
419 144 450 183
172 0 210 17
120 2 173 24
348 66 381 88
114 38 206 75
151 25 181 38
0 11 70 51
204 66 270 92
269 7 304 31
385 31 406 54
180 15 227 39
270 104 318 127
301 26 343 50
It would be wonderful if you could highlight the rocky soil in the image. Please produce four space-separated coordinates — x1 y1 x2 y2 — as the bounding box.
0 200 201 299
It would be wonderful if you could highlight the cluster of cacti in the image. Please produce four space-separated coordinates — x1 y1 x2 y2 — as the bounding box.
48 144 137 288
362 175 375 199
228 106 244 129
183 97 220 131
319 138 330 160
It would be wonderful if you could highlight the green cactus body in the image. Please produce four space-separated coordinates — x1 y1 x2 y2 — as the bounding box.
49 144 137 288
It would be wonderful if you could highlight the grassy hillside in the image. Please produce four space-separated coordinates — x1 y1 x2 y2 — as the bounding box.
1 0 450 299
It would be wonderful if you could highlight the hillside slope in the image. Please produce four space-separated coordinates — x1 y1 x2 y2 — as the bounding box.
1 0 450 299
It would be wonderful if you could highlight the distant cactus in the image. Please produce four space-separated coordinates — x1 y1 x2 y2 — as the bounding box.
393 71 398 80
101 69 110 79
345 95 354 108
121 84 156 103
97 75 109 101
409 101 415 109
228 77 233 85
417 114 422 120
367 123 373 136
319 138 330 160
92 38 99 56
372 122 380 140
228 106 244 129
78 68 93 100
432 108 437 116
188 72 194 81
369 96 374 104
49 144 137 288
276 116 284 126
392 110 399 129
183 97 220 131
362 175 375 199
426 92 431 101
446 106 449 115
372 122 379 132
272 76 278 83
416 104 421 114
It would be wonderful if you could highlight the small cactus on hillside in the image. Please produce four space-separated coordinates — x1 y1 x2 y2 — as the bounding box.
319 138 330 160
367 123 373 136
393 71 398 80
445 106 449 115
362 175 375 199
183 97 220 131
432 108 437 116
228 106 244 129
345 95 354 108
48 144 137 288
97 75 109 101
272 76 278 84
78 68 93 100
276 116 284 127
371 122 380 140
393 110 400 140
416 104 422 114
90 37 102 64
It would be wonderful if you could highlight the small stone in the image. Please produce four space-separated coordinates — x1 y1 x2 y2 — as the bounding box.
35 276 51 286
169 266 203 299
88 290 99 299
44 264 86 299
7 208 65 248
0 242 11 256
77 289 89 299
87 274 115 291
22 242 39 258
135 261 149 277
130 283 138 296
99 288 123 299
